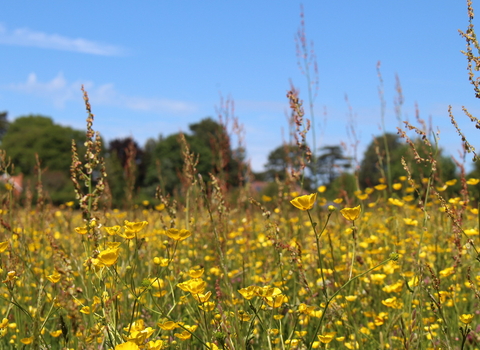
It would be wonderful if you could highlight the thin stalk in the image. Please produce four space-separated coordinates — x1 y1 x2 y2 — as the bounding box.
307 254 397 350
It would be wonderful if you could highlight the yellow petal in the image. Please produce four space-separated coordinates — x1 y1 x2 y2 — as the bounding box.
0 241 8 253
318 332 336 344
104 225 121 235
467 178 480 185
164 228 191 241
340 205 361 221
96 248 119 267
75 226 88 235
157 320 179 331
80 306 91 314
46 271 61 283
124 220 148 233
20 337 34 344
459 314 474 324
115 342 140 350
50 330 63 337
290 193 317 211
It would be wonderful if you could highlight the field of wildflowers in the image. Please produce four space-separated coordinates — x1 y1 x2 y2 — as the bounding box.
1 2 480 349
0 88 478 350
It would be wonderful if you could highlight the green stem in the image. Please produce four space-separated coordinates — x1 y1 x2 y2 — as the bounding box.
307 255 396 350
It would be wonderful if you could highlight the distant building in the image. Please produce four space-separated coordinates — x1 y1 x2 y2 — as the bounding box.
0 173 23 196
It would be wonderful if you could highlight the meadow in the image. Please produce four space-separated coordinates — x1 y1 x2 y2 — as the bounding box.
0 87 478 350
2 2 480 349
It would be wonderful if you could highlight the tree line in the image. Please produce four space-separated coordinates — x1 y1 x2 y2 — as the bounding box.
0 112 478 206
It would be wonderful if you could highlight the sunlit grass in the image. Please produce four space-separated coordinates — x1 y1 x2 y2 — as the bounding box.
0 170 479 349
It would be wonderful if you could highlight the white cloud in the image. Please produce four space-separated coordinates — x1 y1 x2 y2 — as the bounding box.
7 72 197 114
0 23 124 56
8 72 78 108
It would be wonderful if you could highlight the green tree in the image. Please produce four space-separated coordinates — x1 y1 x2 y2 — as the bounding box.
316 145 352 185
143 117 244 194
261 143 314 189
1 115 85 204
105 137 145 207
359 133 457 188
0 111 9 141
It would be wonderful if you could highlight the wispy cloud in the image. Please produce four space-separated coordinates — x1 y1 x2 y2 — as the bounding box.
0 23 124 56
7 72 198 114
8 72 78 108
92 83 197 113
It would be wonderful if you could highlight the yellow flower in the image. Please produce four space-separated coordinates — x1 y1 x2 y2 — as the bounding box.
155 203 165 211
107 241 122 249
318 332 336 344
365 187 375 194
50 330 63 337
439 266 455 278
177 279 206 294
2 270 16 283
192 291 212 303
124 220 148 233
238 311 251 321
198 301 215 311
80 306 90 314
188 266 204 278
20 337 33 344
146 340 165 350
264 294 288 308
174 330 192 340
317 185 326 193
375 184 387 191
356 193 369 200
467 178 480 185
465 228 479 236
125 327 155 345
403 218 418 226
206 343 220 350
290 193 317 211
93 248 119 267
0 241 8 253
46 271 61 283
0 318 8 328
118 228 138 240
459 314 474 324
157 321 179 331
262 195 272 202
148 277 165 290
256 286 282 298
115 342 140 350
75 226 89 235
388 198 404 207
436 185 447 192
340 205 361 221
153 257 171 267
238 286 258 300
445 179 457 186
163 228 191 241
104 225 121 236
381 296 403 309
392 183 402 190
370 273 387 284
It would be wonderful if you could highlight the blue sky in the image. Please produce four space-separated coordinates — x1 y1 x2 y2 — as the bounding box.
0 1 479 172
